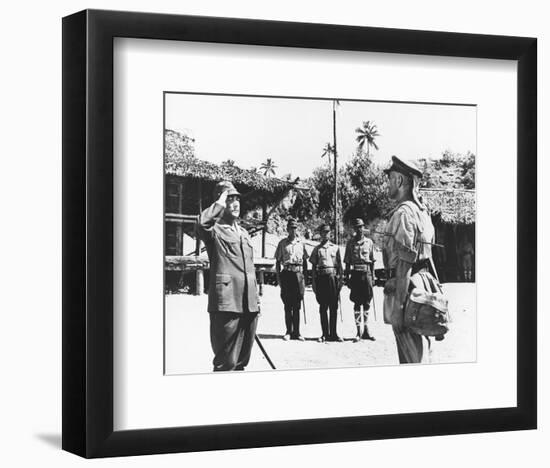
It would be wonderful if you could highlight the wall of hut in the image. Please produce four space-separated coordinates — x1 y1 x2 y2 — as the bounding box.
431 216 475 283
420 188 476 283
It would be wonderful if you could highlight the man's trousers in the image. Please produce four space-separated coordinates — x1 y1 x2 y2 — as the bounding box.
210 312 259 371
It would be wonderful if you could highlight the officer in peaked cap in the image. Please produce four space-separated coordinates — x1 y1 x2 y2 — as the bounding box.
382 156 439 364
383 156 424 205
383 155 423 178
195 180 260 371
274 217 309 341
344 218 376 342
309 223 344 342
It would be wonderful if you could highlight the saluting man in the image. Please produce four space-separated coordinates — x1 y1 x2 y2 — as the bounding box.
344 218 376 342
195 181 260 372
275 218 308 341
382 156 436 364
309 224 344 342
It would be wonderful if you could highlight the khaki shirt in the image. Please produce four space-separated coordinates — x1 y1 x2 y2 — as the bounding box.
275 237 309 266
382 200 435 269
344 236 374 265
310 241 343 272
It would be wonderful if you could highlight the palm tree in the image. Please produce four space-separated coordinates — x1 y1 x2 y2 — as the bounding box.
321 142 334 165
260 158 277 177
355 120 380 157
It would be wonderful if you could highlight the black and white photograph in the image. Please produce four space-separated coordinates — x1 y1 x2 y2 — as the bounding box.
163 92 477 374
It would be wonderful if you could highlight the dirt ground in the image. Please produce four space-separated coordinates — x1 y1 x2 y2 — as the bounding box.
164 283 476 374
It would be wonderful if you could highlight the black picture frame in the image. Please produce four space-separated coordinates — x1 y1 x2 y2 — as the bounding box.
62 9 537 458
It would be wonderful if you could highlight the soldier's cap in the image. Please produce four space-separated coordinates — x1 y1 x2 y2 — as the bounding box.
352 218 365 228
383 155 423 178
287 218 298 228
213 180 240 199
318 223 331 233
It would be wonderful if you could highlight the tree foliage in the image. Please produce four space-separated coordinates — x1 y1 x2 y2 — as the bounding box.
165 129 292 193
342 153 392 221
420 150 476 189
284 149 475 238
285 152 391 234
260 158 278 177
460 152 476 189
165 129 196 161
321 142 334 165
355 120 380 156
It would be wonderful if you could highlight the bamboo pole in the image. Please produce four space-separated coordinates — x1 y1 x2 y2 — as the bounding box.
261 203 267 258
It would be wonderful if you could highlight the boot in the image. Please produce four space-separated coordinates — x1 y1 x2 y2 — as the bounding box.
362 324 376 341
353 326 362 343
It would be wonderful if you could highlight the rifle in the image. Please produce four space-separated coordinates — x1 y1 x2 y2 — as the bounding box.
302 298 307 324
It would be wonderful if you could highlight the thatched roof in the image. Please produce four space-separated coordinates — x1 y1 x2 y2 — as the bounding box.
420 188 476 225
165 129 303 241
165 171 299 220
166 155 293 194
165 126 302 221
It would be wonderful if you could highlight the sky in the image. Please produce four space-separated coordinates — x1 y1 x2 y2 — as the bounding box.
165 93 476 179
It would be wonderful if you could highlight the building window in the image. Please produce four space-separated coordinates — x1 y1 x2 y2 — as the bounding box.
166 182 181 214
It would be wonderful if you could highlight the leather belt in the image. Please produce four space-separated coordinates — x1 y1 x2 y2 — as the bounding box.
316 266 336 276
387 259 431 279
283 264 303 272
351 264 371 271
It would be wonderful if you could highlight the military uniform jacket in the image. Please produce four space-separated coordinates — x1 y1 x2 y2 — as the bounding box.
382 200 435 269
309 241 343 273
344 236 375 266
274 237 309 268
382 200 435 325
196 202 259 313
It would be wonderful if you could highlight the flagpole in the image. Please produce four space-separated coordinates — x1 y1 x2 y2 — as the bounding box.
333 100 339 245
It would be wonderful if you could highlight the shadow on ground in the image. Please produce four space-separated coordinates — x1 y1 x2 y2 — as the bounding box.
257 333 325 342
35 433 62 449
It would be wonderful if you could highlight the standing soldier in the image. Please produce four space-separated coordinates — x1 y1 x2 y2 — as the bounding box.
275 218 308 341
309 224 344 342
344 218 376 342
195 181 260 372
382 156 436 364
459 236 475 281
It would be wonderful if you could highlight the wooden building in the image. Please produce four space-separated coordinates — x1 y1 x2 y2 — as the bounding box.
165 154 301 294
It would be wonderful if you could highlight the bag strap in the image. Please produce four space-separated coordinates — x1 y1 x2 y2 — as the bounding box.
428 256 441 284
396 201 422 265
399 201 441 286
